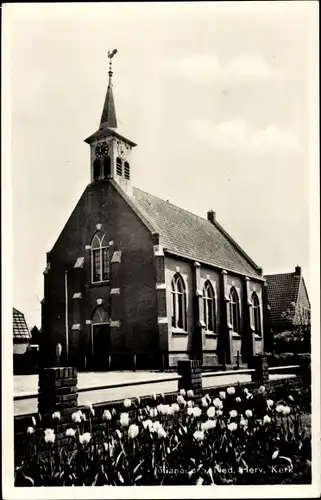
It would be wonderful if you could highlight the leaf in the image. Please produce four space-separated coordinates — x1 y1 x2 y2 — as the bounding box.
91 472 99 486
133 459 143 475
272 450 279 460
207 467 216 485
117 471 124 484
278 456 293 468
22 473 35 486
134 474 143 483
115 450 123 468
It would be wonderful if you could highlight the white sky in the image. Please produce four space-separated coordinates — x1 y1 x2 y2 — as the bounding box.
4 2 318 328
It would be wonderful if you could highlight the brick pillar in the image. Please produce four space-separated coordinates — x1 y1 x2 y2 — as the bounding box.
110 249 122 368
251 355 269 386
262 281 272 352
243 277 255 363
38 367 78 427
177 359 202 399
220 270 232 365
193 262 205 363
154 244 169 370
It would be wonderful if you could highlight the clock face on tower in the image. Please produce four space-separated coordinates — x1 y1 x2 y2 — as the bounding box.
95 142 108 159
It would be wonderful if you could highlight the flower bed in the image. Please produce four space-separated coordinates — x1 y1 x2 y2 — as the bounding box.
15 383 311 486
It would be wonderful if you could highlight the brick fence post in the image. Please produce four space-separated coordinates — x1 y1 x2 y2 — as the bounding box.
38 367 78 432
251 355 269 386
177 359 202 399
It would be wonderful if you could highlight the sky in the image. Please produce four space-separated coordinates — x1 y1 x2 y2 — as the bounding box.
4 1 319 328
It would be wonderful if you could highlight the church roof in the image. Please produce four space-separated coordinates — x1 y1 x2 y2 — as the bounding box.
264 270 309 325
13 308 31 340
130 187 262 278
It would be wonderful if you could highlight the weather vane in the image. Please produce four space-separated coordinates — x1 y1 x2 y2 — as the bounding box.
108 49 118 76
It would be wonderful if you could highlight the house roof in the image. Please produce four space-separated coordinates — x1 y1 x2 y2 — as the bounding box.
13 308 31 340
130 186 262 278
264 271 303 325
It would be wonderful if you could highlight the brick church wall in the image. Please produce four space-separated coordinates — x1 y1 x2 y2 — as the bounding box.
42 181 158 369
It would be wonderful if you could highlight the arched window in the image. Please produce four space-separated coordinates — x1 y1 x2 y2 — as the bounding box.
92 305 110 324
103 156 111 179
203 281 216 332
91 233 110 283
93 159 101 181
124 161 130 180
229 287 240 334
251 292 261 336
171 273 187 330
116 157 123 177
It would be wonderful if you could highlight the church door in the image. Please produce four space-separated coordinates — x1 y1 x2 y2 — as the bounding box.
92 323 110 371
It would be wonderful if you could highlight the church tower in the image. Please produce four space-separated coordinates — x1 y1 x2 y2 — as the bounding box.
84 50 136 196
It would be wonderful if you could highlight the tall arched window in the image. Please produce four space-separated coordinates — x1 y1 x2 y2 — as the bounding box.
171 273 187 330
203 281 216 332
103 156 111 179
91 233 110 283
116 157 123 177
229 287 240 334
93 159 101 181
251 292 261 336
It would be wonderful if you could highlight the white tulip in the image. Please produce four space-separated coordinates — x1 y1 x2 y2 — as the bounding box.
44 429 55 443
213 398 223 409
263 415 271 425
128 424 139 439
66 428 76 437
120 412 129 427
102 409 112 421
227 422 238 432
79 432 91 445
207 406 216 419
193 430 205 441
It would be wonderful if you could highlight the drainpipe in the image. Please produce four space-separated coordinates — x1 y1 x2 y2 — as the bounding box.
65 270 69 360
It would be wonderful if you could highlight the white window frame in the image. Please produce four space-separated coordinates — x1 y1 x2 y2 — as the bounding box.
203 280 217 333
251 292 262 337
171 273 187 331
228 286 240 334
91 234 110 284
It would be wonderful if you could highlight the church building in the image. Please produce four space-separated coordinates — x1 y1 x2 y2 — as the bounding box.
41 53 267 371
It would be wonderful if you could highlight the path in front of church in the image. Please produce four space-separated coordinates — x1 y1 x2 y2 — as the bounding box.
14 371 296 417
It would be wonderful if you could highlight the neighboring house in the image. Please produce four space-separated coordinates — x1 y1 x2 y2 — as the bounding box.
41 57 267 371
13 308 31 355
264 266 310 334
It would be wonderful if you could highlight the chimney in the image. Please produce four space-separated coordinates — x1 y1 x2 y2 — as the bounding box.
207 209 216 224
295 265 301 276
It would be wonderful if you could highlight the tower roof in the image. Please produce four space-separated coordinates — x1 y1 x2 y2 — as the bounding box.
85 49 137 147
99 64 117 129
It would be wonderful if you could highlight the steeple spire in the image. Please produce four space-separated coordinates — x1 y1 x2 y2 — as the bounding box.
100 49 118 129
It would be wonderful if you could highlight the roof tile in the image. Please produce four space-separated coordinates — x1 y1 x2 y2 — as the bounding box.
13 308 31 340
131 187 261 278
264 273 301 324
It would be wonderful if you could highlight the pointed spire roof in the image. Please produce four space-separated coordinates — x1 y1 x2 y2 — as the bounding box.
84 49 137 147
100 52 117 129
